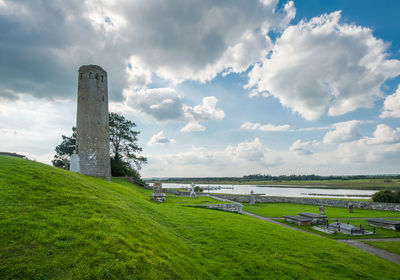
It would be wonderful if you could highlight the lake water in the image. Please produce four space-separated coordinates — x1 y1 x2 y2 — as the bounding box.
161 183 377 199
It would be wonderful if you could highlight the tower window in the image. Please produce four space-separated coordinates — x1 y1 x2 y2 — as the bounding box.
89 72 93 79
101 75 104 82
80 73 82 79
95 73 99 80
102 95 104 102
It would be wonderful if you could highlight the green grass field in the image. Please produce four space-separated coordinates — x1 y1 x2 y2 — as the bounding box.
362 241 400 255
244 203 400 218
1 156 400 279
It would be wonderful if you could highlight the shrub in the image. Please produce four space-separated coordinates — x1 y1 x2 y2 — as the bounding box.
395 190 400 203
194 186 203 193
372 189 398 203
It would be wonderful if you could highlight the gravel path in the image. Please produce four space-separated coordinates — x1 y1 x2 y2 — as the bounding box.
337 239 400 264
242 211 400 265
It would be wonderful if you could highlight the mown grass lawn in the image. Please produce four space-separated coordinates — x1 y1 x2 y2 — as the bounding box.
244 203 400 218
362 241 400 255
1 156 400 279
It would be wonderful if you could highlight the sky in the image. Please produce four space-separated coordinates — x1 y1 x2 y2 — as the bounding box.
1 0 400 178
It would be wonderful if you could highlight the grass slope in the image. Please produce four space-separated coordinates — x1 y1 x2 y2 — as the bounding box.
1 156 399 279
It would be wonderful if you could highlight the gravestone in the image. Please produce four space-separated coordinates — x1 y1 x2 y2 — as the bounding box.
69 150 80 173
348 202 353 213
249 190 256 205
190 182 197 198
152 182 166 202
319 205 325 215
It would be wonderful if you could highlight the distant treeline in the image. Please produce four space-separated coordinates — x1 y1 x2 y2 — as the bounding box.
242 174 400 181
148 174 400 183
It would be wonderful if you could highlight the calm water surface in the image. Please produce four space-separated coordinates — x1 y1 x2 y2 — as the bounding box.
161 183 377 200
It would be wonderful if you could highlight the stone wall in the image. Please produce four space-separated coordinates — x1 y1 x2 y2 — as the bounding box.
210 194 400 212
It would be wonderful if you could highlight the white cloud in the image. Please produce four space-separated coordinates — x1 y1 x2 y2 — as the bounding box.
125 88 185 121
148 131 176 146
225 137 281 165
337 124 400 163
247 11 400 120
0 0 295 101
143 138 282 177
241 122 290 131
181 122 206 132
0 94 75 163
289 139 312 155
380 85 400 118
142 125 400 177
323 120 361 144
184 96 225 121
368 124 400 144
124 87 225 126
125 56 152 89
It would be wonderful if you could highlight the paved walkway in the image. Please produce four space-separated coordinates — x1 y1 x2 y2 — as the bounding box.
337 239 400 264
242 211 400 265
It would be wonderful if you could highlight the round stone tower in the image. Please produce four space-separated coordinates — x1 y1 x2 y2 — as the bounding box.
75 65 111 177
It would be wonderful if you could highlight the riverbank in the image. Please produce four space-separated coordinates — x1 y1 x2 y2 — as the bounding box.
162 183 376 199
149 178 400 190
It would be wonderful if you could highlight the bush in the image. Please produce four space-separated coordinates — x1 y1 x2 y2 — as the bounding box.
395 190 400 203
111 157 143 185
372 190 398 203
194 186 203 193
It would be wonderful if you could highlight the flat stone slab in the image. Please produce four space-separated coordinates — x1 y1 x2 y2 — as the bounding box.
366 218 400 231
366 218 400 225
283 215 312 226
298 212 327 225
284 215 312 222
194 203 243 214
328 222 375 236
312 226 335 234
298 212 327 218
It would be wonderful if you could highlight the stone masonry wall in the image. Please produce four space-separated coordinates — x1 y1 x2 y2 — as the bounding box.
210 194 400 212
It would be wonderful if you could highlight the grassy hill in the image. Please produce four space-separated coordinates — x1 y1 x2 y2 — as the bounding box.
0 156 399 279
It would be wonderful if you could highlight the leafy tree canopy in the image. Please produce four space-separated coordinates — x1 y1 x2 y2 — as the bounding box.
52 127 76 168
52 113 146 180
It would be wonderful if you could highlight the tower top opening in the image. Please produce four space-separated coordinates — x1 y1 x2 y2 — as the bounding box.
78 65 106 73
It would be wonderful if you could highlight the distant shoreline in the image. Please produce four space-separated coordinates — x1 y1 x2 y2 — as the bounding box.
157 181 392 190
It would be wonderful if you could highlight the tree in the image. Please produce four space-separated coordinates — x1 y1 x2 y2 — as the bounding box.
372 189 398 203
52 127 76 168
52 113 146 178
109 112 147 172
